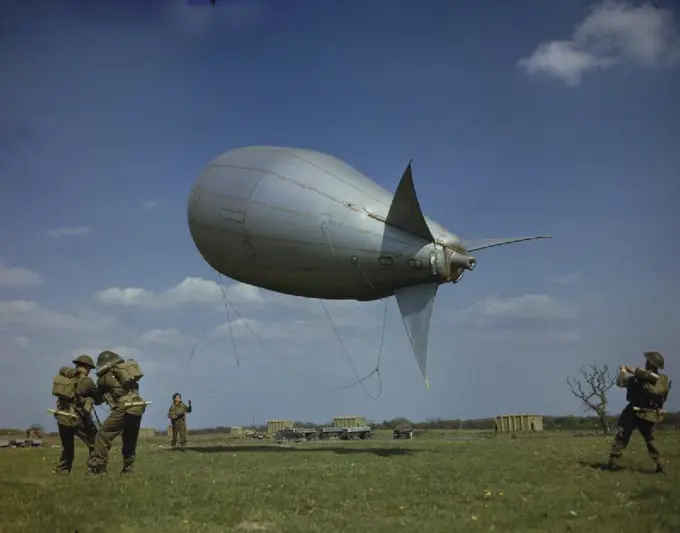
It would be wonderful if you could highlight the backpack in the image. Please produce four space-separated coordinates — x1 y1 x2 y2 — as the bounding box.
630 373 671 411
662 380 672 406
646 374 670 409
113 359 144 386
52 367 78 401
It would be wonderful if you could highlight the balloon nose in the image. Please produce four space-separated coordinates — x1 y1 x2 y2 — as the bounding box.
449 250 476 271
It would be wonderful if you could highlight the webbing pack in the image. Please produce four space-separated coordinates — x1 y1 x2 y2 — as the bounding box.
113 359 144 386
52 373 76 401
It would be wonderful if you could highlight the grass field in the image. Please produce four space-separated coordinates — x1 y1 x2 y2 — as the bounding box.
1 429 678 533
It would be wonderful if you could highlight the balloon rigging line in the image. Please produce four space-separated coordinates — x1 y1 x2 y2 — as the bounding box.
189 270 386 399
215 271 239 367
319 297 386 400
318 225 385 397
186 273 240 368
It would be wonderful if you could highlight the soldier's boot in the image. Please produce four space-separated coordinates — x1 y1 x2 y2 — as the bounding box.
86 464 108 476
654 460 664 474
120 459 134 476
52 468 70 476
602 455 623 471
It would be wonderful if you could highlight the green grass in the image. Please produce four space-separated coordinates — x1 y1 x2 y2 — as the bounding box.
1 429 678 533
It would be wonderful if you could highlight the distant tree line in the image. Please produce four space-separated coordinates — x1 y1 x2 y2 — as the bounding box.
3 411 678 437
156 412 680 435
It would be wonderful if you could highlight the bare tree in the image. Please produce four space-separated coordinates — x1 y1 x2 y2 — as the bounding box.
566 363 616 435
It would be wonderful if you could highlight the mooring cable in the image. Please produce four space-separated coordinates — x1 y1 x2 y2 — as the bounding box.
188 271 385 398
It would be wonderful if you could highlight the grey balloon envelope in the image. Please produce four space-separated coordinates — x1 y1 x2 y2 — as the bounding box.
187 146 551 384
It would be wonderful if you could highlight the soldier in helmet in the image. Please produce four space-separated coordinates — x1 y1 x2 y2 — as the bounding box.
86 350 147 476
168 392 192 450
52 354 102 475
606 351 671 473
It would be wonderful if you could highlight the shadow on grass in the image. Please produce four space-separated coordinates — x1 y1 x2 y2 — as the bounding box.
178 445 420 457
577 460 658 475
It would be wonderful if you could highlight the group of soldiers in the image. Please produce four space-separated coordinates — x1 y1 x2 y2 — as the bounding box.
49 349 670 476
50 351 193 476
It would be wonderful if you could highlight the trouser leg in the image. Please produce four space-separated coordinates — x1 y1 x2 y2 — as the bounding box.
75 420 97 453
178 419 187 448
609 407 635 466
637 420 663 471
56 425 75 473
87 409 125 474
121 414 142 473
171 422 178 448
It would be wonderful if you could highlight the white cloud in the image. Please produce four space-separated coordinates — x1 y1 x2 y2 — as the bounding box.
518 41 616 86
454 294 577 327
95 276 271 309
93 275 373 319
0 300 114 332
0 262 42 287
47 226 91 238
518 1 680 85
551 273 582 285
139 328 189 345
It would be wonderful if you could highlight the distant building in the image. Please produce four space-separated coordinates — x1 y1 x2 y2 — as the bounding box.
495 414 543 433
266 419 294 436
138 428 155 440
333 416 368 428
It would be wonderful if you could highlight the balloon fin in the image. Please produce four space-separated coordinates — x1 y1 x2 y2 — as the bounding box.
384 161 434 243
394 282 438 386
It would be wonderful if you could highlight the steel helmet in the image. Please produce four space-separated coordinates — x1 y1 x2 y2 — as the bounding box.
644 351 664 370
96 350 123 371
72 354 95 368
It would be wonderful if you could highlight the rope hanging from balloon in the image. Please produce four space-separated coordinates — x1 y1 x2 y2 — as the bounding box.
187 271 386 399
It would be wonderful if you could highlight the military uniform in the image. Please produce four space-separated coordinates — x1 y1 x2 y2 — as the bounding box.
53 355 101 475
168 393 192 450
87 351 147 475
608 351 671 473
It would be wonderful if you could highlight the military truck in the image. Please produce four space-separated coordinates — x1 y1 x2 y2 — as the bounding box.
275 427 317 443
266 419 294 437
243 429 265 440
319 415 372 440
393 424 413 439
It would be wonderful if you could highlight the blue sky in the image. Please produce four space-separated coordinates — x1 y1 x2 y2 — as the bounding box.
1 0 678 431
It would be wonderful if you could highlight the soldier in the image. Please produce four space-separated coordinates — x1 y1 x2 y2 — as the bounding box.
86 350 147 476
168 393 192 450
606 351 671 473
51 355 101 475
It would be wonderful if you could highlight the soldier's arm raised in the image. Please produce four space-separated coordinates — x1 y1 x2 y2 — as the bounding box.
616 365 632 387
633 368 660 385
186 401 192 413
77 377 104 405
97 375 116 405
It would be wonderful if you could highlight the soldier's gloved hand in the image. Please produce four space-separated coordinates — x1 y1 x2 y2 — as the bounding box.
188 400 192 405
